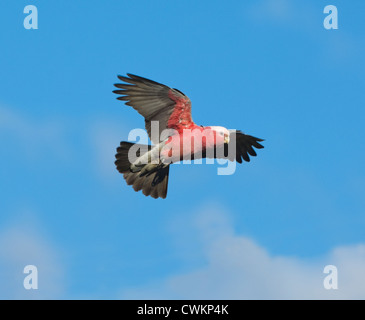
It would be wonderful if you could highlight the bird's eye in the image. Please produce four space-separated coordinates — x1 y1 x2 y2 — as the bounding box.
219 132 224 136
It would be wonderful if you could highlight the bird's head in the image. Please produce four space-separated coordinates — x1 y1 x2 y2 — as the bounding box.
209 126 230 145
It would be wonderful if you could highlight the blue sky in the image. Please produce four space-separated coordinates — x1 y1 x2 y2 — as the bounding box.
0 0 365 299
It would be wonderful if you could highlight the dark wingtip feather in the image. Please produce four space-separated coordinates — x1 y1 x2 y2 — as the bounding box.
251 138 265 149
255 143 264 149
117 75 129 81
113 89 125 94
233 132 265 163
241 153 250 162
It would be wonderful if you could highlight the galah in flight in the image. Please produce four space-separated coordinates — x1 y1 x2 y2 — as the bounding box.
113 74 264 199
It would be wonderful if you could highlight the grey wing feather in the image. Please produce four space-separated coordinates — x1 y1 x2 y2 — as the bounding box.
113 74 189 144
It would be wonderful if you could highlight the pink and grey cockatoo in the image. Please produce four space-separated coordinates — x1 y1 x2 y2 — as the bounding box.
113 74 264 199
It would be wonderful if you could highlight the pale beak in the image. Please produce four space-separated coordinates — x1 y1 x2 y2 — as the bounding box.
224 134 230 144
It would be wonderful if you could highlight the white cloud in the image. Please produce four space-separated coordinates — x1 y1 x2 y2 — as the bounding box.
247 0 295 24
0 105 70 160
245 0 362 64
120 205 365 299
0 215 66 299
89 119 133 181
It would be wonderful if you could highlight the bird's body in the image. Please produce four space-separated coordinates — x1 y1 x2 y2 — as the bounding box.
113 74 264 199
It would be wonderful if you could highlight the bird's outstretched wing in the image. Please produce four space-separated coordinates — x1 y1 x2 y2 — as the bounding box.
113 74 194 144
205 130 264 163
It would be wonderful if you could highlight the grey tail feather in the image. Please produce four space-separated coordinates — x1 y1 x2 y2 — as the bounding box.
115 141 170 199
